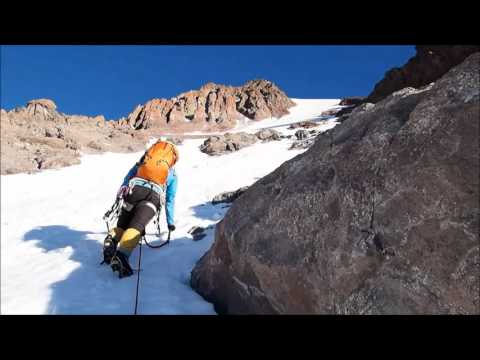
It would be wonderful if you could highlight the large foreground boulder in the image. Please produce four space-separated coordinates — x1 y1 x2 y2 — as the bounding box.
191 53 480 314
125 79 296 132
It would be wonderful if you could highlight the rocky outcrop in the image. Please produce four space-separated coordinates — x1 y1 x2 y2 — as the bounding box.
125 80 295 133
294 129 309 140
320 109 340 118
288 121 318 129
339 97 365 106
288 129 319 150
1 99 148 174
366 45 480 103
188 226 211 241
25 98 59 120
166 137 184 145
236 80 295 120
191 53 480 314
255 129 281 142
200 129 283 156
199 132 258 156
321 98 366 121
331 101 377 124
212 186 250 205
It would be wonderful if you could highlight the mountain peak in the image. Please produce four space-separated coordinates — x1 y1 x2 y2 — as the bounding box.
26 99 57 111
124 79 296 132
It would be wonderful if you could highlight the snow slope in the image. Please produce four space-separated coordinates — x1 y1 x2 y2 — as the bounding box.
182 98 342 136
238 98 341 131
1 99 340 314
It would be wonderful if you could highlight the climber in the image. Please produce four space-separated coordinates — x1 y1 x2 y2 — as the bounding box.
103 138 179 278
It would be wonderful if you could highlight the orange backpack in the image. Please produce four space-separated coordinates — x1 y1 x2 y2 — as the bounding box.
136 141 178 186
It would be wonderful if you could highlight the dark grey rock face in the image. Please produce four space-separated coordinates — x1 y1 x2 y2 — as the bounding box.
191 53 480 315
366 45 480 103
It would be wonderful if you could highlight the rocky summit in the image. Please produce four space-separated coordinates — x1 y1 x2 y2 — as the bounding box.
121 79 296 133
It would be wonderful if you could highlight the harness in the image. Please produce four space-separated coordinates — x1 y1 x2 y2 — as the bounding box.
128 177 165 197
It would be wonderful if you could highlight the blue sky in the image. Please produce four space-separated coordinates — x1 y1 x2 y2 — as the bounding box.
1 45 415 120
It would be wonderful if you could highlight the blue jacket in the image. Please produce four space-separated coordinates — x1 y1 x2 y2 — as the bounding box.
121 160 178 226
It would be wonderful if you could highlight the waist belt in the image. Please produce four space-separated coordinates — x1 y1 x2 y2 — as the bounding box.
129 177 165 195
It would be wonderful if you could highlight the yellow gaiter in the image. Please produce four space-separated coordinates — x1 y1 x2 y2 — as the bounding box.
117 228 141 257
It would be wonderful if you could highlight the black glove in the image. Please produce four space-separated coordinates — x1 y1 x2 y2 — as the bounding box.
168 224 176 231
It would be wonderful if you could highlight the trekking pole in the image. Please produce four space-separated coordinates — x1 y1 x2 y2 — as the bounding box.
134 237 143 315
